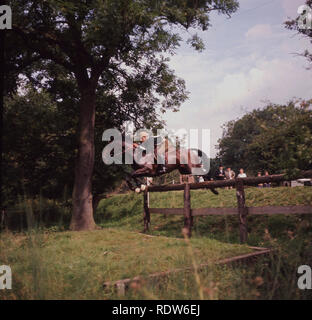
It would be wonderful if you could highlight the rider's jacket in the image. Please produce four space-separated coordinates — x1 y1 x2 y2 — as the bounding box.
139 135 163 152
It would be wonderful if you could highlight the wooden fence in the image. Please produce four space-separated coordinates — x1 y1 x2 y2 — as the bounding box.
143 171 312 242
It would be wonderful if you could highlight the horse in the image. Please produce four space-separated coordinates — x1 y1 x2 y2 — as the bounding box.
120 138 218 195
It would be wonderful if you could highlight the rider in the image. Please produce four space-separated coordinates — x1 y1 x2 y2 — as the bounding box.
134 131 166 174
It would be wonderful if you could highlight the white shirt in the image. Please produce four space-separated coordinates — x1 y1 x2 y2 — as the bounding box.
238 173 247 178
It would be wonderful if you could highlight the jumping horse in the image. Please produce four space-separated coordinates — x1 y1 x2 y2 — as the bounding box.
119 137 218 195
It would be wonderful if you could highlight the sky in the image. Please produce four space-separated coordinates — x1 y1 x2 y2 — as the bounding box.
162 0 312 158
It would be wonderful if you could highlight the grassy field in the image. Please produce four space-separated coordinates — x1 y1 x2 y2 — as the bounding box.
1 186 312 300
0 229 252 299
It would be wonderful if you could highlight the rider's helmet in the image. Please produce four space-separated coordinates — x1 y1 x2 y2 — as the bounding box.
139 131 149 143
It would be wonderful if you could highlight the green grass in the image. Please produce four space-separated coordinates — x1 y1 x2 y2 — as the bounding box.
1 186 312 300
0 229 252 299
96 187 312 243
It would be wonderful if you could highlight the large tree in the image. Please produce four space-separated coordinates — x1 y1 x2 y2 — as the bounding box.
6 0 239 230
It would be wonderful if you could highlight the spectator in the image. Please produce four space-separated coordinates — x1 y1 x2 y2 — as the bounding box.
225 167 235 180
180 174 194 184
225 167 235 189
263 170 271 187
215 165 226 180
237 168 247 178
257 172 263 188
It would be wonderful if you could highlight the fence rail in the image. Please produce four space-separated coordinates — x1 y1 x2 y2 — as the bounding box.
149 206 312 216
143 170 312 242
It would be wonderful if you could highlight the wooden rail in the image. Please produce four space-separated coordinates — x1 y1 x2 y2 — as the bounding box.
103 246 272 296
149 206 312 216
143 171 312 242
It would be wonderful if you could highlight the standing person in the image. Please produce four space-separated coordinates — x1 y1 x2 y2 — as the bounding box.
180 174 194 184
237 168 247 178
225 167 235 180
215 165 226 180
225 167 235 189
180 174 187 184
263 170 271 188
257 172 263 188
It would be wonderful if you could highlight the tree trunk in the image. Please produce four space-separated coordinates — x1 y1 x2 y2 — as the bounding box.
92 194 107 212
70 87 97 231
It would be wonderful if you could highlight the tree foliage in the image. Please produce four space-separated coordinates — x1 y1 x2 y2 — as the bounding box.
217 100 312 176
3 88 74 203
7 0 239 105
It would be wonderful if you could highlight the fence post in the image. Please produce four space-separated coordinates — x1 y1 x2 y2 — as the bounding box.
143 188 150 232
183 183 192 238
235 178 248 243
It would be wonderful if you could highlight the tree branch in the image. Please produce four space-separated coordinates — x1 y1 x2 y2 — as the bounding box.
12 25 76 72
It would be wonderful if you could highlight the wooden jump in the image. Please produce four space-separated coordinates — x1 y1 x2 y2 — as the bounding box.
103 246 272 296
143 170 312 242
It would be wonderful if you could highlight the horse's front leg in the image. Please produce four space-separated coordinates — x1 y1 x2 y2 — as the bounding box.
131 167 157 192
126 178 135 191
124 171 140 191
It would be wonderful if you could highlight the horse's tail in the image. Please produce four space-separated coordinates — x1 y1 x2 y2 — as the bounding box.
197 149 203 158
189 148 203 166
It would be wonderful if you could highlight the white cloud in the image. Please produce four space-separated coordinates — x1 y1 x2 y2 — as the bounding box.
165 52 312 157
160 0 312 157
211 58 312 113
245 24 273 39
